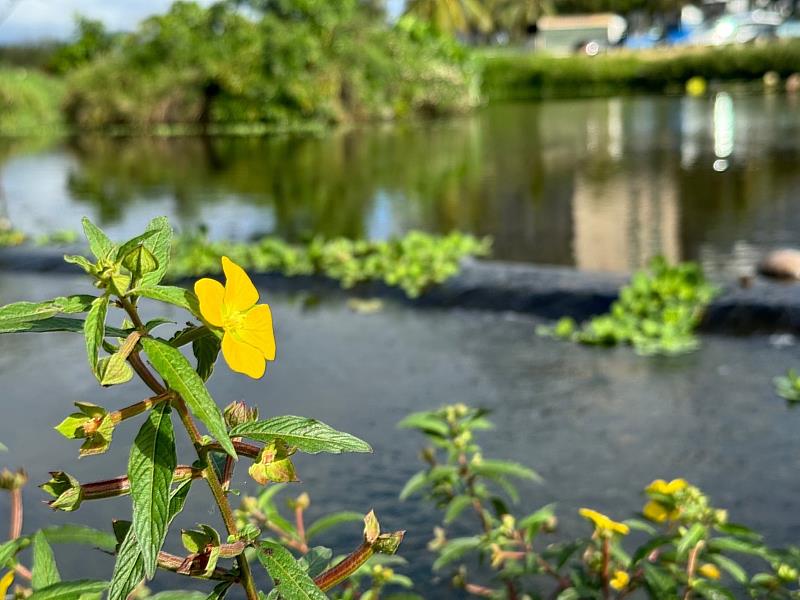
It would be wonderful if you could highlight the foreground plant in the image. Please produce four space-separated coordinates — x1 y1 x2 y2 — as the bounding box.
539 257 717 355
0 216 404 599
401 404 800 598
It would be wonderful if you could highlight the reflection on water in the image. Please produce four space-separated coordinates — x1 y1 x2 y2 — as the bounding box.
3 93 800 275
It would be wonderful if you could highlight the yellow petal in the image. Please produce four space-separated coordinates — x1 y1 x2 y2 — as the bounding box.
222 256 259 313
665 478 688 494
238 304 276 360
610 570 629 590
0 571 13 596
643 501 669 523
194 278 225 328
222 333 266 379
699 563 721 580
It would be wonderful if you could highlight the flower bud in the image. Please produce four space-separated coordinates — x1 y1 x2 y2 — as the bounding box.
0 469 27 491
224 401 258 429
40 471 83 512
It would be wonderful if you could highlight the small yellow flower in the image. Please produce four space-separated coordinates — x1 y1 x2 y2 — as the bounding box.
643 500 669 523
579 508 630 536
0 571 13 596
610 570 629 591
195 256 276 379
646 478 688 495
699 563 721 580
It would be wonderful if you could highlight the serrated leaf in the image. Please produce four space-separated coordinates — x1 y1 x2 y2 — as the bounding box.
0 316 127 337
141 217 173 287
229 416 372 454
140 338 235 458
115 230 157 263
193 334 221 382
31 531 61 590
28 579 108 600
0 296 95 335
257 541 327 600
109 480 191 600
128 402 177 579
84 295 108 377
131 285 199 314
41 525 115 552
306 512 363 541
82 217 114 260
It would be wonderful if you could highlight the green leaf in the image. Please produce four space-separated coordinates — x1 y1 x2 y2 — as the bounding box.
98 353 134 386
432 536 482 571
84 295 108 377
229 416 372 454
643 563 678 600
300 547 332 579
193 334 221 382
131 285 199 314
128 402 177 579
397 412 449 437
306 512 364 541
399 471 428 501
470 459 542 483
32 531 61 590
693 580 735 600
82 217 114 260
122 245 159 279
444 495 472 524
41 525 116 552
146 593 207 600
28 579 108 600
256 541 327 600
0 296 95 335
676 523 707 560
109 480 192 600
0 316 127 337
141 216 173 287
141 338 235 458
709 553 748 585
0 537 28 567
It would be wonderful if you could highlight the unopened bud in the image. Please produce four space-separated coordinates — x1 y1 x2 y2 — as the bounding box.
224 401 258 429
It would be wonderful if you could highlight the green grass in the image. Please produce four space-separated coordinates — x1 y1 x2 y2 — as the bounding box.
0 67 65 136
479 40 800 101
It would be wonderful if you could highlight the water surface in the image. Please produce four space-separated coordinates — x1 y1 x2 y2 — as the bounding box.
1 274 798 596
4 93 800 276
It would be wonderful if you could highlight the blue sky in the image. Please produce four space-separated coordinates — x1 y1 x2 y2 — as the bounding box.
0 0 405 43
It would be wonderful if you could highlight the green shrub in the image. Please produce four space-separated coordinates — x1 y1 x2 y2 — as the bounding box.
63 1 480 132
539 257 717 355
0 67 65 136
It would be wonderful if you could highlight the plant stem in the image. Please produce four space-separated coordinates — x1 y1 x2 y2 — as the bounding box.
683 541 704 600
314 541 374 592
8 488 21 541
295 505 308 554
173 397 259 600
601 537 610 600
120 299 259 600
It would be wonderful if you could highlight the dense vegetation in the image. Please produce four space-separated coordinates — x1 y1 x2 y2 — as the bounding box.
61 1 479 132
481 41 800 100
540 257 717 355
0 68 64 136
399 404 800 599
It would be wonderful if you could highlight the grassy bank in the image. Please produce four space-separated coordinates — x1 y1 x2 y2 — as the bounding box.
0 68 65 136
479 40 800 100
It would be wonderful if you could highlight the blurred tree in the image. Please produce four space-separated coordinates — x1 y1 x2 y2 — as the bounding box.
486 0 554 40
404 0 493 37
48 17 118 74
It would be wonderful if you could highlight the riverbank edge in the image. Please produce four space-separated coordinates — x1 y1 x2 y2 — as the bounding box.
2 247 797 335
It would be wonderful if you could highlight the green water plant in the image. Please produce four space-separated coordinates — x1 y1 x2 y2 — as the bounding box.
0 216 404 599
539 257 717 355
401 404 800 599
774 369 800 403
169 229 491 299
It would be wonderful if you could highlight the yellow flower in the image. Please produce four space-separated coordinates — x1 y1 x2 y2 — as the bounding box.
0 571 13 596
646 478 688 495
610 570 629 591
699 563 721 580
195 256 276 379
578 508 630 536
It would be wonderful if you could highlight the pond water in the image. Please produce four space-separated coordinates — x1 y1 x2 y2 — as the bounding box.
1 274 799 597
4 93 800 277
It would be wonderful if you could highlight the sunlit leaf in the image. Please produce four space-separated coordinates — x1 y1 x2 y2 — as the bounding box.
230 416 372 454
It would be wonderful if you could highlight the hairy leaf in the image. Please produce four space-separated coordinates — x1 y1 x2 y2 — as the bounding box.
257 541 327 600
230 416 371 454
82 217 114 260
128 402 177 578
41 525 116 552
141 216 173 287
27 579 108 600
132 285 198 314
141 338 235 458
84 295 108 377
31 531 61 590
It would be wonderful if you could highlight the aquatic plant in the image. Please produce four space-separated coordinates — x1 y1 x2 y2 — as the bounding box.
0 216 403 599
774 369 800 403
169 230 491 299
540 257 717 355
401 404 800 599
